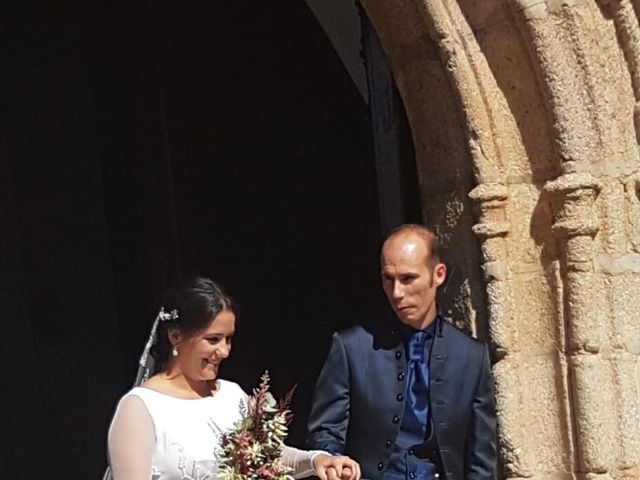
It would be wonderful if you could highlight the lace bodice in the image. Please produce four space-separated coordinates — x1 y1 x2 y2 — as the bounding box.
108 380 320 480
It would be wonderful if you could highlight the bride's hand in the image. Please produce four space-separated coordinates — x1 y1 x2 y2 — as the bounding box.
313 453 361 480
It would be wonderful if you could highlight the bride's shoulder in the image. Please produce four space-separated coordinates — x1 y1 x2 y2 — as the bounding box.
123 376 173 403
217 379 247 398
141 375 167 391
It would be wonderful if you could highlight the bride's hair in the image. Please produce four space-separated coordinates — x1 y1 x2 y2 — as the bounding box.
151 276 233 368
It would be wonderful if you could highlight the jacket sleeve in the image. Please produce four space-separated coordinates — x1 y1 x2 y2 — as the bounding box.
465 345 498 480
307 332 350 454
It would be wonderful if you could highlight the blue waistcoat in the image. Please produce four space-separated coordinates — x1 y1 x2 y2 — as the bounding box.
383 322 437 480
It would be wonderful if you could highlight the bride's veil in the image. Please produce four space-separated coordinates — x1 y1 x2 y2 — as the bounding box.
133 309 164 386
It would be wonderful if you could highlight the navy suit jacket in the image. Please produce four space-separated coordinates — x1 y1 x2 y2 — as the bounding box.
308 316 496 480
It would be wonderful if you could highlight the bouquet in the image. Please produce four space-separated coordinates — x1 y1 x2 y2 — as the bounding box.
218 372 296 480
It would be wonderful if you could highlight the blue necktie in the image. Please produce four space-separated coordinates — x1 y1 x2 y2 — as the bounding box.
406 330 430 438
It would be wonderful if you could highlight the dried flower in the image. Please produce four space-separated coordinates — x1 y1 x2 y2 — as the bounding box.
218 372 296 480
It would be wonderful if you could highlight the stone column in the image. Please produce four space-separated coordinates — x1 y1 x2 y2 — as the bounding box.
509 0 613 476
545 172 611 477
469 183 531 478
469 184 511 355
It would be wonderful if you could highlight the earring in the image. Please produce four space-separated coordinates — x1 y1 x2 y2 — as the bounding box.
172 346 179 357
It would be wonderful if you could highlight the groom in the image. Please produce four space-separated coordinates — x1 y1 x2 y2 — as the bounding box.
308 225 497 480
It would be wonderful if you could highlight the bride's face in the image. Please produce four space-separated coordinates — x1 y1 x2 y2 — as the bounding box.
174 308 236 381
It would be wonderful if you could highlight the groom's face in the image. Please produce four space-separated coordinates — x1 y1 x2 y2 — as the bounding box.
381 233 446 330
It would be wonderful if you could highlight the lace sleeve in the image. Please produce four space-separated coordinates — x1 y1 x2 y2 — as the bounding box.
281 446 325 479
108 394 155 480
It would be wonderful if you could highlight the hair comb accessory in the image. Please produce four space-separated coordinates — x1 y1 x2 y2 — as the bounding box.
158 307 179 322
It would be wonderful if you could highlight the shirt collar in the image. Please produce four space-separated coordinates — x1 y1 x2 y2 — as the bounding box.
398 314 439 341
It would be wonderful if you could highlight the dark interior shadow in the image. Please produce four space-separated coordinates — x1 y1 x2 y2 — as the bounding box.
1 1 381 477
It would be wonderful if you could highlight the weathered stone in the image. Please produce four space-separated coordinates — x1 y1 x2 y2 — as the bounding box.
594 178 627 256
509 271 557 352
506 183 550 267
605 274 640 354
518 354 574 475
571 355 615 471
612 353 640 470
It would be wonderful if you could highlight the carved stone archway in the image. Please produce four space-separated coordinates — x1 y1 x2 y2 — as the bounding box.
359 0 640 478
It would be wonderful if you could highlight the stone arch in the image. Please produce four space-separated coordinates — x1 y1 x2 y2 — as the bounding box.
360 0 640 478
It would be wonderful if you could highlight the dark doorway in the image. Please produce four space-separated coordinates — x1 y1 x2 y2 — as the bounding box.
1 1 383 478
360 7 421 236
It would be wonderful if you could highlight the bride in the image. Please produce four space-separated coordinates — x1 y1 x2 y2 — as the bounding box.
106 277 360 480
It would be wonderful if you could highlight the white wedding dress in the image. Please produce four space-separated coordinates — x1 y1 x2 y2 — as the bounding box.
107 379 322 480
